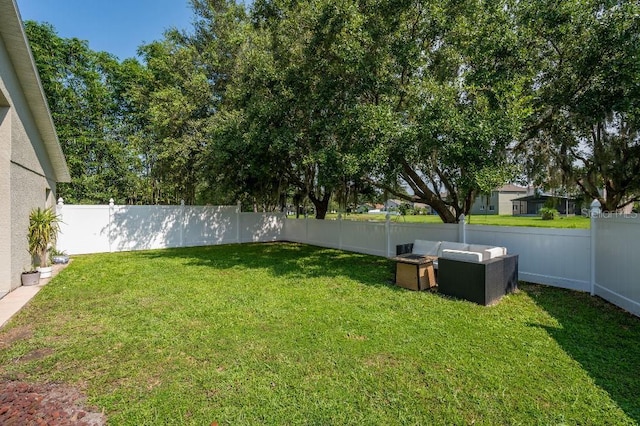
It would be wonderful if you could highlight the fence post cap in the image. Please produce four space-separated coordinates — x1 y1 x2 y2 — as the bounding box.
108 198 114 207
57 197 64 206
590 199 601 217
459 214 466 223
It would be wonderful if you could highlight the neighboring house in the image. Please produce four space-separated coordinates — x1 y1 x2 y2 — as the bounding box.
0 0 70 298
355 203 374 213
412 202 433 215
470 184 528 215
362 203 385 214
384 199 404 211
511 195 579 216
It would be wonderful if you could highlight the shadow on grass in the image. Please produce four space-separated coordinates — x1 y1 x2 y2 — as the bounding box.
524 284 640 422
135 241 401 290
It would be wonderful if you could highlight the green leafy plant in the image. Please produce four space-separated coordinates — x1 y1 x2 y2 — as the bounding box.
22 265 39 275
28 207 61 267
49 247 67 257
398 203 412 216
539 207 559 220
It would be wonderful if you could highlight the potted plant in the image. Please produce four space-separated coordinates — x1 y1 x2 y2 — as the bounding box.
28 207 61 279
50 247 69 264
21 267 41 286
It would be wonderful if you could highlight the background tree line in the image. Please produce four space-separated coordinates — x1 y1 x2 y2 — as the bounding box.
26 0 640 221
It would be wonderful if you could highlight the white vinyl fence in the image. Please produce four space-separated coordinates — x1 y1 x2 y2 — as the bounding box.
56 202 284 254
284 217 590 291
464 225 591 292
283 215 639 316
593 215 640 316
55 201 640 317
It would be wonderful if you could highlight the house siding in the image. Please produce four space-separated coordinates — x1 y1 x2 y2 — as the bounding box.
499 192 526 215
0 34 57 296
10 165 54 292
0 100 10 297
470 192 499 215
471 190 527 215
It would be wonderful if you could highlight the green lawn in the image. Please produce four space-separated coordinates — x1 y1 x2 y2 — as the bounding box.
322 213 591 228
1 243 638 425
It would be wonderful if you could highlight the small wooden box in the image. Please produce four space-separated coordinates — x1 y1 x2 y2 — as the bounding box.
393 255 436 291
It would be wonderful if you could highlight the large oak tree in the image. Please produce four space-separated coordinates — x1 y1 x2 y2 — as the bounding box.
517 0 640 211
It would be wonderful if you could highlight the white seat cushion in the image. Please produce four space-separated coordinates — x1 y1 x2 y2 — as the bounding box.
468 244 494 252
485 247 506 259
441 249 483 263
468 244 505 261
412 240 441 256
437 241 469 257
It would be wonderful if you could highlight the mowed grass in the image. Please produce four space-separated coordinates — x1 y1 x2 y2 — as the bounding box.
323 213 591 228
1 243 639 425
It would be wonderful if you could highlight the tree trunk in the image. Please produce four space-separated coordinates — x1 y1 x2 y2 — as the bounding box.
293 192 303 218
398 162 460 223
309 191 330 220
430 201 458 223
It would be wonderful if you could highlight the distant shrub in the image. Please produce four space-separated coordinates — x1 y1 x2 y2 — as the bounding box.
398 203 412 216
539 207 558 220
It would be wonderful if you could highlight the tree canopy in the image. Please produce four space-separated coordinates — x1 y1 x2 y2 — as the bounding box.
515 0 640 211
25 0 640 218
26 21 140 204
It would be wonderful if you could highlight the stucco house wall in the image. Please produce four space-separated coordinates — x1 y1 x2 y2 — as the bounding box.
498 191 527 215
0 0 70 298
470 192 499 215
0 92 10 297
470 185 528 215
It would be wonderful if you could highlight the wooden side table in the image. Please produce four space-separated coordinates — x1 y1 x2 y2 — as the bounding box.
392 254 437 291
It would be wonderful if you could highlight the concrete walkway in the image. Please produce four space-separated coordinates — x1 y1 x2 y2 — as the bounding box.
0 263 68 329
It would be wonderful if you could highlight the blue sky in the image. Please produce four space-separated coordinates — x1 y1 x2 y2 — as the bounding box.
17 0 195 60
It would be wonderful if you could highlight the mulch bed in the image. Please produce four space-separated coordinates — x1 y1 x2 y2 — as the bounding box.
1 262 106 425
0 381 106 426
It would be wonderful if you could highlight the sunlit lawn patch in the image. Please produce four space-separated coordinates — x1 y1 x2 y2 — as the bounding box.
1 243 637 425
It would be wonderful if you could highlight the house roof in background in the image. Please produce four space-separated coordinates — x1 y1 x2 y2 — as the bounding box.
386 199 404 205
0 0 70 182
497 184 528 193
512 195 575 202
